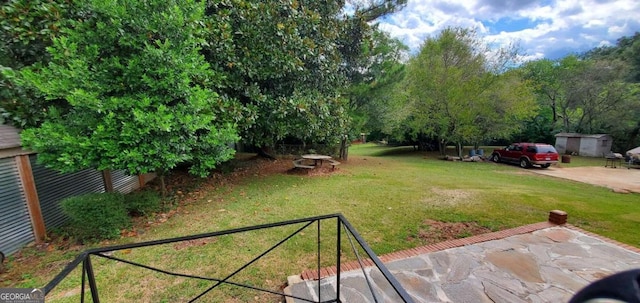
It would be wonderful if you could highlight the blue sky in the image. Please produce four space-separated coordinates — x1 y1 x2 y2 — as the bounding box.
376 0 640 61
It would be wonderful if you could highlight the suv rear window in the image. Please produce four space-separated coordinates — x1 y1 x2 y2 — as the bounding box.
535 145 557 153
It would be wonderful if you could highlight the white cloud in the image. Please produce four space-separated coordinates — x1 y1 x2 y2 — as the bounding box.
376 0 640 60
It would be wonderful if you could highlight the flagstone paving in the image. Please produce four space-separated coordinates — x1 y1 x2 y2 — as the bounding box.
287 225 640 303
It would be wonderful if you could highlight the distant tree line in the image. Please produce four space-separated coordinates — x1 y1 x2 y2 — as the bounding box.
351 28 640 154
517 33 640 152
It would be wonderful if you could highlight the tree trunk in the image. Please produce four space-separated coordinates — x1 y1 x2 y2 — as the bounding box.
257 146 277 160
438 138 447 156
551 98 558 123
339 135 349 160
457 142 463 158
159 174 166 197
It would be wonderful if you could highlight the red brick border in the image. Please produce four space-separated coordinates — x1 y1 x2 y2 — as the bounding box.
299 212 640 281
564 224 640 254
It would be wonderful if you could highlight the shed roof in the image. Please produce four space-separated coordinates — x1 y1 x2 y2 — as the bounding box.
0 124 22 149
554 133 610 139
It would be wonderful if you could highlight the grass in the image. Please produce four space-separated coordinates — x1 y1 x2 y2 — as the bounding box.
4 143 639 302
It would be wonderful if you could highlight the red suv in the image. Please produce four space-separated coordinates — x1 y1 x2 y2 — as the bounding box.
490 143 559 168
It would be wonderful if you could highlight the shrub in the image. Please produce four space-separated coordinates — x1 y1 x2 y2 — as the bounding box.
60 192 130 242
125 190 162 217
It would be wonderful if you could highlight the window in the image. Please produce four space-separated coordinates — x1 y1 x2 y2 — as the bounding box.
537 145 558 153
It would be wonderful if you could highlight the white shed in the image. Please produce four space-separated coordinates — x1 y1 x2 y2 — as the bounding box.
554 133 612 157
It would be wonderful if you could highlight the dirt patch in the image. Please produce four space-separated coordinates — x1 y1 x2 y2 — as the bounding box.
409 220 492 244
423 188 477 206
529 166 640 194
173 238 217 250
285 166 341 176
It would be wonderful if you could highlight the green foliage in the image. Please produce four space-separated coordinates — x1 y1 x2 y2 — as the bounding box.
60 192 130 242
125 190 162 217
391 27 536 155
0 0 77 127
0 0 72 67
350 0 408 22
2 0 408 164
201 0 352 149
346 28 408 139
521 53 640 150
18 0 239 181
586 32 640 83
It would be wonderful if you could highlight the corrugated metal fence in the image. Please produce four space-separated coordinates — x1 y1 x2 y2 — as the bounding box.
0 155 150 255
30 155 107 230
0 158 35 255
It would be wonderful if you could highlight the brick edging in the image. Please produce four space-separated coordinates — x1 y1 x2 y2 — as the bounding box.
300 221 557 281
564 224 640 254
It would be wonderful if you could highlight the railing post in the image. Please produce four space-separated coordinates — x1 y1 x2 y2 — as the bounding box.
84 255 100 303
336 217 341 303
81 260 85 303
317 219 321 302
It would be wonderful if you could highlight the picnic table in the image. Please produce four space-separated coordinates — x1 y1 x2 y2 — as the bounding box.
302 154 332 166
293 154 341 170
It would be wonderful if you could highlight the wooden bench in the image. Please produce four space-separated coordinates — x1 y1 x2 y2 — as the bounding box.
293 158 315 169
327 159 341 170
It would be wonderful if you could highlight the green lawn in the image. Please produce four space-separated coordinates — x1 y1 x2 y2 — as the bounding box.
7 143 639 302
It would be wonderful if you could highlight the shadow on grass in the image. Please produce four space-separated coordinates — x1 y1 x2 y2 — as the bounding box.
350 144 423 157
351 144 496 158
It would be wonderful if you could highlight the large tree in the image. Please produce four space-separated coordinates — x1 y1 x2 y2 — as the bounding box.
587 32 640 83
3 0 408 165
346 28 408 140
14 0 240 193
0 0 78 127
201 0 406 155
391 27 536 156
562 58 636 134
521 54 640 150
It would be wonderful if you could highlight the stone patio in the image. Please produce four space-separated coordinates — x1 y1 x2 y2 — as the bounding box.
286 213 640 303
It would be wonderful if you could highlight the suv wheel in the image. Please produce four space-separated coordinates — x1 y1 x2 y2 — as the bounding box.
491 154 500 163
519 158 531 168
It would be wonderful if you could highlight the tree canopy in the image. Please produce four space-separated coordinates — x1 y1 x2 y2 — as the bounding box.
14 0 240 193
5 0 638 170
0 0 80 127
386 28 536 155
0 0 406 182
521 47 640 150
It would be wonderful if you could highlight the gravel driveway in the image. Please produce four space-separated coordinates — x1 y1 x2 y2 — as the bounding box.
530 165 640 193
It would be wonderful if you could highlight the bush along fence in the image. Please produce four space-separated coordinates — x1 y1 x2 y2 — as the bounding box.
0 149 155 256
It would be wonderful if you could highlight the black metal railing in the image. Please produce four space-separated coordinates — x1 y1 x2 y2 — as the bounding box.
44 213 414 302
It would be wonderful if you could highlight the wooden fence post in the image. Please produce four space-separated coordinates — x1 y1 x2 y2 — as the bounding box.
16 155 46 243
102 169 113 192
138 174 145 189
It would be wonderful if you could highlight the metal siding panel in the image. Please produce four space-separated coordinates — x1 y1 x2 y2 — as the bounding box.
0 124 22 149
111 170 139 194
30 155 105 229
0 158 35 255
143 173 156 184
